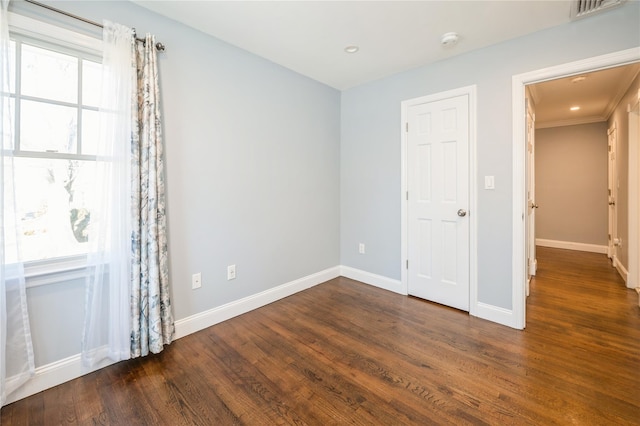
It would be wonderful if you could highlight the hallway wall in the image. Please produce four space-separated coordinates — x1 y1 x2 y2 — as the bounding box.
535 122 609 248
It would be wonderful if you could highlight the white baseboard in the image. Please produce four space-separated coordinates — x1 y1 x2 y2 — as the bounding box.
4 354 116 406
536 238 607 254
613 256 629 285
3 266 341 407
174 266 340 339
339 266 405 295
340 266 524 330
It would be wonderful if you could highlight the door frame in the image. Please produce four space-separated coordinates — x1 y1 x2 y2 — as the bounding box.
628 94 640 290
512 47 640 329
608 124 618 261
526 96 537 288
401 85 478 315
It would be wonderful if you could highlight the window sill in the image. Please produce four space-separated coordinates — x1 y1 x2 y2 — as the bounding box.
24 256 88 289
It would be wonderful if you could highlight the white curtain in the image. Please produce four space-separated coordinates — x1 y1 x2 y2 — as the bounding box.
0 0 35 405
82 21 173 368
82 21 136 367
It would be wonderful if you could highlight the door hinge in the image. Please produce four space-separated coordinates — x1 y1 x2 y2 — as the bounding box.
405 122 409 132
406 260 409 269
406 191 408 201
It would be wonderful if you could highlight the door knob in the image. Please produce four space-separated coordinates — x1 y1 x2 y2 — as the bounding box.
457 209 467 217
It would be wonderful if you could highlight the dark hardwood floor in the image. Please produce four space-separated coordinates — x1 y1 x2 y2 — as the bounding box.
2 247 639 425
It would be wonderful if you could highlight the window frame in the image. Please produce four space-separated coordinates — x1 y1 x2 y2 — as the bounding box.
6 12 102 287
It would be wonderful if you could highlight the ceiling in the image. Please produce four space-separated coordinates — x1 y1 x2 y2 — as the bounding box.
134 0 578 90
133 0 639 126
531 63 640 128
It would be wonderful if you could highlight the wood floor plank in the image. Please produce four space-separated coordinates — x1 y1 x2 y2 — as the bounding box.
2 247 639 425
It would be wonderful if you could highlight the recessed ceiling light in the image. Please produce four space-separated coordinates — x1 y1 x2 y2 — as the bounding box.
570 106 580 111
441 32 459 47
571 76 587 83
344 45 359 54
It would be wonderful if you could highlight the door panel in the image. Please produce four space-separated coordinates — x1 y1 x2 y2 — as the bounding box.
407 95 469 311
607 125 617 261
526 98 537 294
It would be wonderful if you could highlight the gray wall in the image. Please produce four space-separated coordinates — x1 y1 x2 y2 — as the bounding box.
535 123 609 245
15 0 341 367
26 279 84 366
11 0 640 368
340 3 640 309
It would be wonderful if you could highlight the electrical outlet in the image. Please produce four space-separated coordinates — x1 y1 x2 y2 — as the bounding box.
359 243 365 254
227 264 236 280
192 272 202 289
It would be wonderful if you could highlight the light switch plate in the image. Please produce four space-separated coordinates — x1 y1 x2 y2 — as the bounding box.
484 176 495 190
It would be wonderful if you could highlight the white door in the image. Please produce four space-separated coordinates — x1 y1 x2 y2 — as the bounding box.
608 125 617 261
407 94 469 311
526 98 537 293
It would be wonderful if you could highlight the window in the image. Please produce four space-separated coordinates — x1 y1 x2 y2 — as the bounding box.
4 32 101 265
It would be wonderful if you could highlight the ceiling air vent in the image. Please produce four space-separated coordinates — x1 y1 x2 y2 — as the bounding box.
571 0 626 19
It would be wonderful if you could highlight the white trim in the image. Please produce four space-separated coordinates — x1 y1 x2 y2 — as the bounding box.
536 239 608 254
175 266 340 339
468 89 479 318
400 85 478 315
512 47 640 331
608 123 618 260
25 267 87 289
340 266 404 295
4 353 116 406
400 101 409 295
628 99 639 289
8 12 101 55
23 256 88 289
536 116 607 129
614 256 629 283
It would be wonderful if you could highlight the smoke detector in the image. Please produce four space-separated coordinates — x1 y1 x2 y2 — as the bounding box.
440 32 459 47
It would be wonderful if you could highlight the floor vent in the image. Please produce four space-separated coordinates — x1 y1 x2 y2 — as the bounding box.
571 0 626 19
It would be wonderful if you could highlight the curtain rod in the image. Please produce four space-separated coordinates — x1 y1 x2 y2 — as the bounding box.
24 0 166 51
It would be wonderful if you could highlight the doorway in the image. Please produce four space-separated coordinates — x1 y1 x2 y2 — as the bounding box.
512 48 640 329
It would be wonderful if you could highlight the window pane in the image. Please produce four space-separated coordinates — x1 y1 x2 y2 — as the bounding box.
21 43 78 103
20 99 77 153
7 40 16 94
2 97 14 150
81 109 98 155
11 157 95 262
82 60 101 107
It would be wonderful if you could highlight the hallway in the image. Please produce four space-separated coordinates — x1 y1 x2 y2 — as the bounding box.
528 246 637 327
525 246 639 423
